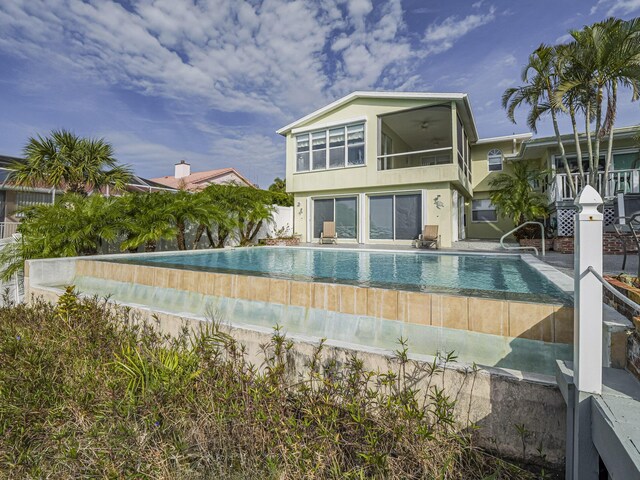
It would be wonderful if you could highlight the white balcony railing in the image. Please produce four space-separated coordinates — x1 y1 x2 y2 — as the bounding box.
0 222 19 239
550 169 640 201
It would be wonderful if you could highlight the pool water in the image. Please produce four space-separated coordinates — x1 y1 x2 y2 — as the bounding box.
106 247 571 304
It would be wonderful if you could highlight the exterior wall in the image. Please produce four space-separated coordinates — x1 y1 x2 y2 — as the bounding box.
293 182 458 247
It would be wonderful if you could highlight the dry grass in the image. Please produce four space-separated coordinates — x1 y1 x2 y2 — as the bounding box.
0 288 543 479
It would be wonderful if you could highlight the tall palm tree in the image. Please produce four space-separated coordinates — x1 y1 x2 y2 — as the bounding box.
558 18 640 190
118 193 177 252
11 129 132 195
503 45 577 196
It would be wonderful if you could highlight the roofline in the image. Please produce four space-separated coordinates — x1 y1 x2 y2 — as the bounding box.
276 91 469 136
475 133 533 145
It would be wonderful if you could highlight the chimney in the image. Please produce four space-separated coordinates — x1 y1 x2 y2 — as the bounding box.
174 160 191 179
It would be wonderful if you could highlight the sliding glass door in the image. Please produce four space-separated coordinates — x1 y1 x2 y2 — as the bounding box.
369 193 422 241
313 197 358 239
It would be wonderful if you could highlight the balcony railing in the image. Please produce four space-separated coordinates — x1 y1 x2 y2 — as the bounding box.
377 147 452 171
0 222 19 239
550 169 640 200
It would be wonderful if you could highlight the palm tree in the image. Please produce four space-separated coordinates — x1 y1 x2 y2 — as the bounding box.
558 18 640 190
503 45 577 196
118 193 176 252
165 191 211 250
10 129 132 195
489 162 549 239
268 177 293 206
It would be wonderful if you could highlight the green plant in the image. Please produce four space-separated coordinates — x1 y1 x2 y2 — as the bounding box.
489 162 549 239
0 293 544 479
10 129 132 195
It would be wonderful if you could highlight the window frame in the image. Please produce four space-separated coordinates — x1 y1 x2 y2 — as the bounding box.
312 195 358 240
487 149 503 172
294 122 366 173
368 192 423 241
471 199 497 223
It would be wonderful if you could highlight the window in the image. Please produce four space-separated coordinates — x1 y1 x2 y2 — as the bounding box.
471 199 497 222
295 123 365 172
296 135 309 171
313 197 357 239
15 191 54 218
369 193 422 240
488 149 503 171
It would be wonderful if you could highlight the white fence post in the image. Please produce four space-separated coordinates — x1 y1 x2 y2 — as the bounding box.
574 185 603 394
571 185 603 480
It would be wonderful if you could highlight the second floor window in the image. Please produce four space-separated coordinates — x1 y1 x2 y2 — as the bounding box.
488 149 503 171
295 123 365 172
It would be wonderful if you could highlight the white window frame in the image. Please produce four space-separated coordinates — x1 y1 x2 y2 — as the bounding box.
368 191 423 241
471 199 497 223
488 149 503 172
294 122 366 173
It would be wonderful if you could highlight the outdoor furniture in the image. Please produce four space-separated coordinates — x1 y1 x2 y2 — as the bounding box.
613 214 640 278
415 225 439 249
320 221 337 244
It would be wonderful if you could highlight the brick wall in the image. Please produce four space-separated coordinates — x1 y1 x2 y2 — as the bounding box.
552 233 626 254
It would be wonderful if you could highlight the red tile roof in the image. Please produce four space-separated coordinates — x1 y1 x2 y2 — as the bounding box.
150 167 254 191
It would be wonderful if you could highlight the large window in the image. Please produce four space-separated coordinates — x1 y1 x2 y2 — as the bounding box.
296 123 365 172
369 193 421 240
487 149 503 171
313 197 358 239
471 199 497 222
15 191 54 218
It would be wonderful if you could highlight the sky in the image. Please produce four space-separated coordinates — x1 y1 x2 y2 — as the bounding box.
0 0 639 187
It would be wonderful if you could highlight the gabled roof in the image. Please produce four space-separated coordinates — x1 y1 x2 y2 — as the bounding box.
276 91 479 141
151 167 254 190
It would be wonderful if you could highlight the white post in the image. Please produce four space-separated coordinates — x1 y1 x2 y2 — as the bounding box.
555 175 563 201
571 185 603 480
633 170 640 193
574 185 603 394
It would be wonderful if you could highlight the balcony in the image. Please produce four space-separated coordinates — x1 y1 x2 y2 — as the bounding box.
550 169 640 201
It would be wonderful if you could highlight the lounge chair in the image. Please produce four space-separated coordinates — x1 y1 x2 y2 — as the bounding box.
416 225 439 249
320 221 338 244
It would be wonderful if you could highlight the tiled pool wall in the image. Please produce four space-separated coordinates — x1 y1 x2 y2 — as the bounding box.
74 259 574 345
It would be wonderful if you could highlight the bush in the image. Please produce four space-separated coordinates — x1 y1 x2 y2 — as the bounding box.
0 291 536 479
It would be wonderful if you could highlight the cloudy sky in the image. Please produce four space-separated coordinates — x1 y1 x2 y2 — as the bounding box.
0 0 639 187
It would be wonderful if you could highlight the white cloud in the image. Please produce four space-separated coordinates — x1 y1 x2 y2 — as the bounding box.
0 0 419 119
423 6 496 55
590 0 640 15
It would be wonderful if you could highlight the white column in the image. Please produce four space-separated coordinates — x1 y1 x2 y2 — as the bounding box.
573 185 603 394
633 170 640 193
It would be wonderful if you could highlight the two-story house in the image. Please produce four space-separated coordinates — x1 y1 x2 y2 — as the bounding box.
278 91 640 247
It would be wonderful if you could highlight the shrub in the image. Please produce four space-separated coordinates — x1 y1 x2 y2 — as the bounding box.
0 292 536 479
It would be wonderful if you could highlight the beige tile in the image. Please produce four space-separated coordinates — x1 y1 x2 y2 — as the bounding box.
553 306 574 344
339 285 368 315
468 298 508 336
290 281 313 307
398 291 431 325
367 288 398 320
508 302 554 342
432 295 469 330
197 272 216 296
154 268 171 289
213 273 234 298
133 265 154 285
610 331 629 369
312 283 339 311
250 276 271 302
234 275 252 300
75 260 88 276
268 279 290 305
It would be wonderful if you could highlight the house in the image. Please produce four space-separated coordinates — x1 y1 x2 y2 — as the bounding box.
151 161 255 191
277 91 640 247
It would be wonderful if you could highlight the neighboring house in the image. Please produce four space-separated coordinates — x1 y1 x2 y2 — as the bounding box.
151 161 255 191
0 154 174 238
278 91 640 247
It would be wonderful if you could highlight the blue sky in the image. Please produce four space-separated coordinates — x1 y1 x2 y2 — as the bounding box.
0 0 639 187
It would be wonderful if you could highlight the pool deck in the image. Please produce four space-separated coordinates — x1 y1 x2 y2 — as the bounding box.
300 241 636 277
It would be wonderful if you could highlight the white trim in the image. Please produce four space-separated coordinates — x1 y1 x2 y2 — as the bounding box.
475 133 532 144
277 91 468 136
376 146 452 159
291 116 368 135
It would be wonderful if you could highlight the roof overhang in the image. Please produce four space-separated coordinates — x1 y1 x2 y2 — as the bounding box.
276 91 480 142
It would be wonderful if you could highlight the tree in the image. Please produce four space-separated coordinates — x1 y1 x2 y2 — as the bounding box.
164 191 211 250
489 162 549 239
0 194 125 279
117 193 176 252
268 177 293 206
10 129 132 195
235 187 276 246
503 44 577 196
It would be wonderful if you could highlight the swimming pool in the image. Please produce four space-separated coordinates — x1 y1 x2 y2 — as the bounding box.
105 247 571 304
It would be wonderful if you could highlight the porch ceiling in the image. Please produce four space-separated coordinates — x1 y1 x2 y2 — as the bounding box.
382 106 452 151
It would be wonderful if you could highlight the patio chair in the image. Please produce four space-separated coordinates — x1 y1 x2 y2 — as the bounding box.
613 214 640 278
416 225 439 249
320 221 338 244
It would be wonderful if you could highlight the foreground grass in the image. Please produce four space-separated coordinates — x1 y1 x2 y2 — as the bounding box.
0 289 538 479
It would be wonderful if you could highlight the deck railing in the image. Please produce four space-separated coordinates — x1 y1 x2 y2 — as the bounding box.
550 169 640 200
0 222 19 239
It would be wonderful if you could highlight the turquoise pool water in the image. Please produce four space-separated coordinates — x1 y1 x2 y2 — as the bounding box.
106 247 571 304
